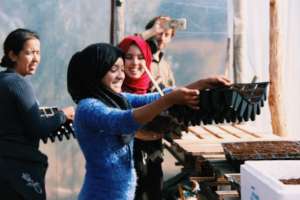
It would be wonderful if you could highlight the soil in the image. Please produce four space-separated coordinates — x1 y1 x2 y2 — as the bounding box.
279 178 300 185
222 141 300 161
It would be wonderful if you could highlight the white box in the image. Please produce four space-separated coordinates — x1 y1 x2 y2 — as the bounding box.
241 160 300 200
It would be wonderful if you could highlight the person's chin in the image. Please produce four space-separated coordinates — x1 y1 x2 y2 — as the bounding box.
129 74 142 80
156 42 164 50
24 71 35 76
158 45 165 50
28 70 36 75
112 87 121 93
28 67 37 73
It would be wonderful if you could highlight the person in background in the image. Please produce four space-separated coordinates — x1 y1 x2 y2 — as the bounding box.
142 16 179 200
130 16 180 200
118 33 228 199
67 43 230 200
0 28 74 200
140 15 176 91
119 36 152 95
119 35 166 200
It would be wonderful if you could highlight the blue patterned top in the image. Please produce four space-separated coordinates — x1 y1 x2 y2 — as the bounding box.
75 91 166 200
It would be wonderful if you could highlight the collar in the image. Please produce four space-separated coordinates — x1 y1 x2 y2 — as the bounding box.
4 68 16 73
153 51 164 64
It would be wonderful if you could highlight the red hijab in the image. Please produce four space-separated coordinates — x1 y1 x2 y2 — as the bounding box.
118 35 152 94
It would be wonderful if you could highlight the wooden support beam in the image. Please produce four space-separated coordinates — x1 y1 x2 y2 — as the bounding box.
217 126 241 139
268 0 288 136
232 124 261 138
202 126 223 139
110 0 125 45
163 141 185 165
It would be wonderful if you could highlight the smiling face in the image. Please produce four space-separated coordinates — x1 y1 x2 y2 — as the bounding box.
124 44 146 80
101 57 125 93
9 38 41 76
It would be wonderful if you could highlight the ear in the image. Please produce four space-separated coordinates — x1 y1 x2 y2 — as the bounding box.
8 50 17 62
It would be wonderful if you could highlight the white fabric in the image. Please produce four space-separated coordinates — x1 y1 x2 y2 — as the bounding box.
279 0 300 138
242 0 272 135
238 0 300 137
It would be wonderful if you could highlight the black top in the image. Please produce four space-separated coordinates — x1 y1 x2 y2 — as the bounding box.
0 69 66 150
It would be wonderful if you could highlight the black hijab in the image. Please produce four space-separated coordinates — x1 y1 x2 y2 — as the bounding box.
67 43 130 110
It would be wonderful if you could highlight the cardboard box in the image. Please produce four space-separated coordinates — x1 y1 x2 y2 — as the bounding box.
241 160 300 200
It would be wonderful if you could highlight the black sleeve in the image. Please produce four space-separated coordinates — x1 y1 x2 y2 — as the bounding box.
10 78 66 139
140 111 183 137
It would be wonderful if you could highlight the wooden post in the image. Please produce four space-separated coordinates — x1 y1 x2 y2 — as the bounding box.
110 0 125 45
268 0 288 136
232 0 245 83
224 37 232 79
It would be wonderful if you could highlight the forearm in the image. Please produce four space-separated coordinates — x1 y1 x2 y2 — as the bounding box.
132 87 200 124
185 79 208 90
13 79 65 139
124 88 172 107
24 105 66 139
139 29 156 40
132 94 173 124
186 76 231 90
135 130 163 141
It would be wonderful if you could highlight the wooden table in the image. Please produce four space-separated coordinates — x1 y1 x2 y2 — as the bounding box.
164 124 291 200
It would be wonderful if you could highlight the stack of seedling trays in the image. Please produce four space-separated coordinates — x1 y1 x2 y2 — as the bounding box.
222 141 300 171
39 107 76 143
168 82 269 126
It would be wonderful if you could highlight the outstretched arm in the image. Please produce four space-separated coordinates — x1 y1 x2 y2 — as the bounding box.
11 78 67 139
139 17 170 40
129 75 231 124
186 75 231 90
132 87 199 124
76 87 199 135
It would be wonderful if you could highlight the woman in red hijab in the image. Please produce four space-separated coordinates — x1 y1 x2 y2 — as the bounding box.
119 36 165 200
119 35 152 94
119 35 231 200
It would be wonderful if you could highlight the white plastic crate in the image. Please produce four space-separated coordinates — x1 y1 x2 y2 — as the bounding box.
241 160 300 200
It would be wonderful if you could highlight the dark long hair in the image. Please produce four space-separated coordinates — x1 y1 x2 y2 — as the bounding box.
68 43 134 144
67 43 130 109
0 28 39 68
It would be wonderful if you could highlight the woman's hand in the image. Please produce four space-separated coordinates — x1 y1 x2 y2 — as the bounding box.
203 75 231 88
167 87 200 109
61 106 75 121
150 16 171 35
140 16 171 40
135 130 164 141
186 75 231 90
133 87 199 125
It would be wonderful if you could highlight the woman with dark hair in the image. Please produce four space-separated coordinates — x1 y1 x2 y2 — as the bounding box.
67 43 230 200
0 28 74 200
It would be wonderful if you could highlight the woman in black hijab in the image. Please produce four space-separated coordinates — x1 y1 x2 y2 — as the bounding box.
67 43 232 200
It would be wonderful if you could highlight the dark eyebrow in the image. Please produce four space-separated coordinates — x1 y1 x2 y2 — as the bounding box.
112 64 124 68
